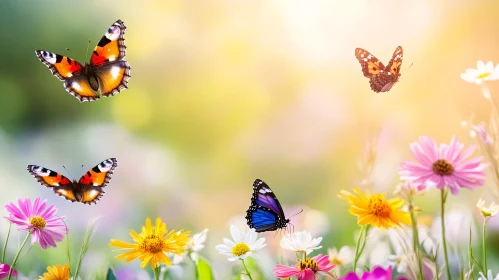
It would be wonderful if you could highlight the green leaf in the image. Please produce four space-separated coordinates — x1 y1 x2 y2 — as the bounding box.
197 256 214 280
106 267 118 280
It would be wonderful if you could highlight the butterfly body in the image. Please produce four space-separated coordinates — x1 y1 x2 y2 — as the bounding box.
246 179 290 232
355 46 403 93
35 20 130 102
27 158 118 204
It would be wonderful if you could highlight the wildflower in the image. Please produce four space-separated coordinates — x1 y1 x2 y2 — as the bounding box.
479 270 499 280
387 246 409 273
477 199 499 217
280 231 322 255
185 228 208 263
340 265 407 280
399 136 488 195
274 254 335 280
215 225 266 261
4 197 68 249
39 264 70 280
0 263 16 279
472 124 493 145
338 187 411 229
394 180 428 197
327 246 353 267
109 217 191 269
460 61 499 84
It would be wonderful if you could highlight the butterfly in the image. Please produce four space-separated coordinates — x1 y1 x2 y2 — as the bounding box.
27 158 118 205
245 179 290 232
354 46 403 93
35 20 131 102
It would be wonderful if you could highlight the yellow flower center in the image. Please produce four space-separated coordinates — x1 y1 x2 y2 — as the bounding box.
432 159 454 175
29 216 46 229
478 72 490 79
296 258 318 273
367 194 392 217
231 243 250 256
139 235 165 253
329 256 342 265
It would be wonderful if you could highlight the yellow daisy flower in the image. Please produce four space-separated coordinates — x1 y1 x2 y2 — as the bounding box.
109 217 191 269
39 264 70 280
338 187 411 229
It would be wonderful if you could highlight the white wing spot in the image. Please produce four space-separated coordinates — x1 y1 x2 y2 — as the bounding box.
108 54 116 62
111 66 121 79
363 58 367 62
71 82 82 92
105 26 121 41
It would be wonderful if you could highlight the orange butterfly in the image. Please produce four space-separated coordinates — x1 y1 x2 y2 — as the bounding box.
355 46 403 93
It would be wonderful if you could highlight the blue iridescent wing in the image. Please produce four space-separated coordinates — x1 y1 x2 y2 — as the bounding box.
245 179 289 232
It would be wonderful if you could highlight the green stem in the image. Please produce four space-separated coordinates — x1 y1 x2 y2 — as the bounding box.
7 231 31 280
482 217 487 273
2 223 11 263
303 251 306 261
153 265 160 280
188 252 199 280
241 259 254 280
441 189 452 280
409 196 424 280
469 226 474 280
353 225 367 272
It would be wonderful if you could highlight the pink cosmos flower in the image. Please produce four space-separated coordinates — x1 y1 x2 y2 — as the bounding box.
4 197 68 249
340 266 407 280
0 263 17 279
399 136 488 195
273 254 335 280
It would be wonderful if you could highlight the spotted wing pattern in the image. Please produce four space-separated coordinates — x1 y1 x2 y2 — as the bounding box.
355 46 403 93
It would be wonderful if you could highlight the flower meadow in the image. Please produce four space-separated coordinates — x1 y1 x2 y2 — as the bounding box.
3 1 499 280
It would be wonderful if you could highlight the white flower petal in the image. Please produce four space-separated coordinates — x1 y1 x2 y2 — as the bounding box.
485 61 495 72
223 238 236 247
230 225 242 243
477 60 486 70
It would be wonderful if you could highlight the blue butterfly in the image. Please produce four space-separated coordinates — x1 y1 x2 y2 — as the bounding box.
245 179 290 232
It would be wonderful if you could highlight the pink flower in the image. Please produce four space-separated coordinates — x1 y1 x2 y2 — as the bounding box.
399 136 488 195
0 263 17 279
4 197 68 249
273 254 335 280
340 266 407 280
472 124 493 144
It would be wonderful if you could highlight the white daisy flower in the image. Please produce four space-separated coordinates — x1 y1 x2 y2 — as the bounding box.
215 225 266 261
327 246 353 267
387 246 409 273
280 231 322 255
477 199 499 217
461 61 499 84
479 270 499 280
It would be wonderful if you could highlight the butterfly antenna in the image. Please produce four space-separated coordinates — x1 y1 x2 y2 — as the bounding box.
84 39 91 62
289 209 304 218
62 165 75 181
401 62 414 72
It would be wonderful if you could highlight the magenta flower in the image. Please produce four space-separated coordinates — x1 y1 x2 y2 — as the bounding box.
340 266 407 280
399 136 488 195
4 197 68 249
0 263 17 279
273 254 335 280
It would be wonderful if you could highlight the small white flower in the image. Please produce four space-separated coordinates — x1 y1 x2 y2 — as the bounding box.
280 231 322 255
479 269 499 280
461 61 499 84
215 225 266 261
327 246 353 267
477 199 499 217
387 246 409 273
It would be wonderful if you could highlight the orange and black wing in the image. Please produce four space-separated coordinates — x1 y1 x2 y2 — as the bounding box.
90 20 131 98
77 158 118 204
385 46 403 80
27 165 79 202
355 48 385 78
35 50 100 102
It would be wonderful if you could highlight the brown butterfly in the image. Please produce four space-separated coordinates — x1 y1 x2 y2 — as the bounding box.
355 46 403 93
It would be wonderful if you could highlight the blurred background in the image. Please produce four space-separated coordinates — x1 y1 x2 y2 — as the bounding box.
1 0 499 278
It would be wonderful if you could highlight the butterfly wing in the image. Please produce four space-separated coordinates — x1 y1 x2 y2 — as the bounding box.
76 158 118 204
245 179 289 232
90 20 131 98
35 50 101 102
354 48 385 78
27 165 79 202
385 46 403 79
